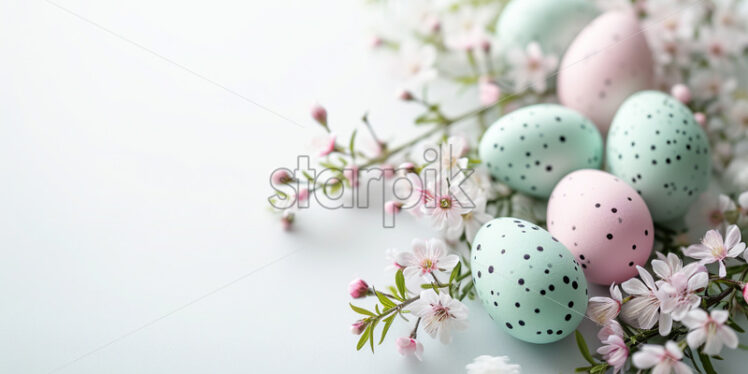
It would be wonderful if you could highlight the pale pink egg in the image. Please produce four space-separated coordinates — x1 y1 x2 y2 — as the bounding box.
547 169 654 285
557 10 654 135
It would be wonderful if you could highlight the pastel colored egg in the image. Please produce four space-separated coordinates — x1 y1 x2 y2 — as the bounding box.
478 104 603 198
497 0 599 57
471 217 588 344
547 169 654 285
607 91 711 223
557 10 655 134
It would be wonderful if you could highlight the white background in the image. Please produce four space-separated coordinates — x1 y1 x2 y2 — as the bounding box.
1 1 747 373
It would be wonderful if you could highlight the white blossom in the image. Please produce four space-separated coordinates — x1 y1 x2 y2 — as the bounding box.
682 309 739 355
466 355 521 374
410 289 469 344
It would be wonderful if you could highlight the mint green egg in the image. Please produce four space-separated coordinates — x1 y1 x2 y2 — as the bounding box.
478 104 603 198
471 218 588 344
497 0 598 57
606 91 711 223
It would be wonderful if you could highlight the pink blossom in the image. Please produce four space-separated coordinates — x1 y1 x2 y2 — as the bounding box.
670 84 691 103
655 263 707 321
397 238 459 279
587 284 623 325
597 320 625 342
348 278 369 299
311 104 327 126
385 248 405 272
385 201 402 215
507 42 558 94
395 337 423 360
597 334 628 374
410 289 469 344
351 320 366 335
743 283 748 305
621 266 670 335
684 225 746 277
479 76 501 106
632 341 691 373
682 309 738 355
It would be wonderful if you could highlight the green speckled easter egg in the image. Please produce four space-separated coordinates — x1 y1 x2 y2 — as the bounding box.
471 218 588 344
478 104 603 198
497 0 598 57
606 91 711 223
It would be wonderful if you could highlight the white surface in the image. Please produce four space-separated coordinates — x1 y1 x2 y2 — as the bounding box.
1 1 747 373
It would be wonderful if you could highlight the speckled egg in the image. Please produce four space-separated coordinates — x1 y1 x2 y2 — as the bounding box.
472 218 588 344
496 0 598 57
547 169 654 285
557 10 655 134
607 91 711 223
478 104 603 198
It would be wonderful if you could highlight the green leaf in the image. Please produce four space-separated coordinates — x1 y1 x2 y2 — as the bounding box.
738 343 748 351
574 367 591 373
379 314 396 345
349 129 357 156
699 353 717 374
302 171 314 182
449 262 462 284
356 324 372 351
727 319 745 333
575 330 596 365
387 286 403 301
375 291 397 309
350 303 375 317
369 319 379 353
396 269 407 299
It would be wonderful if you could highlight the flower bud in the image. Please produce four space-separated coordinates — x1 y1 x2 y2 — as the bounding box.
670 84 691 104
271 169 293 185
480 40 491 53
348 278 369 298
381 163 395 179
743 283 748 305
694 112 707 127
370 36 383 48
398 162 416 173
385 201 403 215
479 76 501 106
395 337 423 361
281 210 294 231
351 320 367 335
398 90 414 101
297 188 309 203
311 104 328 127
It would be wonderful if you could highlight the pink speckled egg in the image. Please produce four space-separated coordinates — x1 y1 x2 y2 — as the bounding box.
557 10 654 134
547 169 654 285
